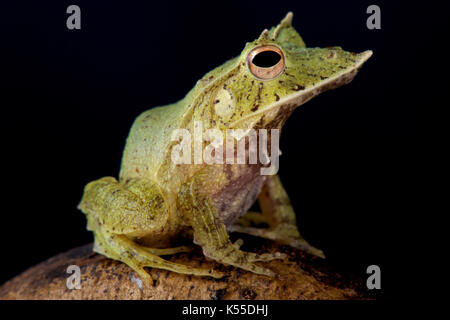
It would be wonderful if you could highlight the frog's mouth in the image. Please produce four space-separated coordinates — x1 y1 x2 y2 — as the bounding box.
230 50 373 129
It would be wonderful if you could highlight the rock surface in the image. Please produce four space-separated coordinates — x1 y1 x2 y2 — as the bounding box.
0 235 369 300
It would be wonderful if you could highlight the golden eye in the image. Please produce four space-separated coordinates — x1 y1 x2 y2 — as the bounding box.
247 45 285 80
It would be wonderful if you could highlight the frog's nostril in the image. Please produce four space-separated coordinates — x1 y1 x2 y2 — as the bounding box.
252 51 281 68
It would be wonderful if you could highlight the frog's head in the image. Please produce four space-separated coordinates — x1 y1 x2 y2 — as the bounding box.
199 12 372 131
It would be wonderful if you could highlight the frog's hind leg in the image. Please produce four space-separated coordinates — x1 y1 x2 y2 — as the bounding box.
78 176 224 280
94 231 224 280
229 175 325 258
178 169 286 278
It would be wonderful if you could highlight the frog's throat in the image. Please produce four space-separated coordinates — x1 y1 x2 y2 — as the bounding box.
229 50 373 128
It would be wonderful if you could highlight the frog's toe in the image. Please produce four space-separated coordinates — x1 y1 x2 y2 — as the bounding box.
231 239 285 261
136 253 225 279
132 266 155 282
206 249 277 277
141 245 194 256
207 269 226 279
247 251 287 262
241 262 276 277
229 225 325 259
232 238 244 250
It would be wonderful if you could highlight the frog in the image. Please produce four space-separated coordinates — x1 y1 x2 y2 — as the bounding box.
78 12 372 280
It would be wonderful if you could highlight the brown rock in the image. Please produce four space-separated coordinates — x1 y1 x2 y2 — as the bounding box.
0 235 370 300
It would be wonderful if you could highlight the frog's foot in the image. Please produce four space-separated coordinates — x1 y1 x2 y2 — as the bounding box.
179 168 287 277
197 221 286 277
236 175 326 259
229 224 325 258
231 238 285 261
94 232 224 280
202 244 286 277
79 176 224 279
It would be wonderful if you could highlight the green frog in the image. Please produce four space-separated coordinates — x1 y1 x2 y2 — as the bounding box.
78 12 372 279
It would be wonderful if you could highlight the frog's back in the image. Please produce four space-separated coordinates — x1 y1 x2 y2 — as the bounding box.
119 101 189 184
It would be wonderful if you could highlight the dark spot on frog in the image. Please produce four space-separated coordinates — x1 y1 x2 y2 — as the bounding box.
254 115 266 129
292 84 305 91
285 72 295 78
250 82 264 112
274 93 280 101
239 288 257 300
214 99 220 104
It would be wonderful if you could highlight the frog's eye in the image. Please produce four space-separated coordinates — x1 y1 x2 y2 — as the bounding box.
247 45 285 80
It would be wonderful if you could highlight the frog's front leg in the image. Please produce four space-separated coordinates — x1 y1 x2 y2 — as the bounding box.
178 170 286 277
230 175 325 258
78 177 224 279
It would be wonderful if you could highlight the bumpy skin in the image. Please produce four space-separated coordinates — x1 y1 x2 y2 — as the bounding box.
78 12 372 279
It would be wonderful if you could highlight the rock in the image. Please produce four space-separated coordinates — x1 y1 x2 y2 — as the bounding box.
0 235 369 300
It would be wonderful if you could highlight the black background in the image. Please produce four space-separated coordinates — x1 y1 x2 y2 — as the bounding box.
0 0 445 299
